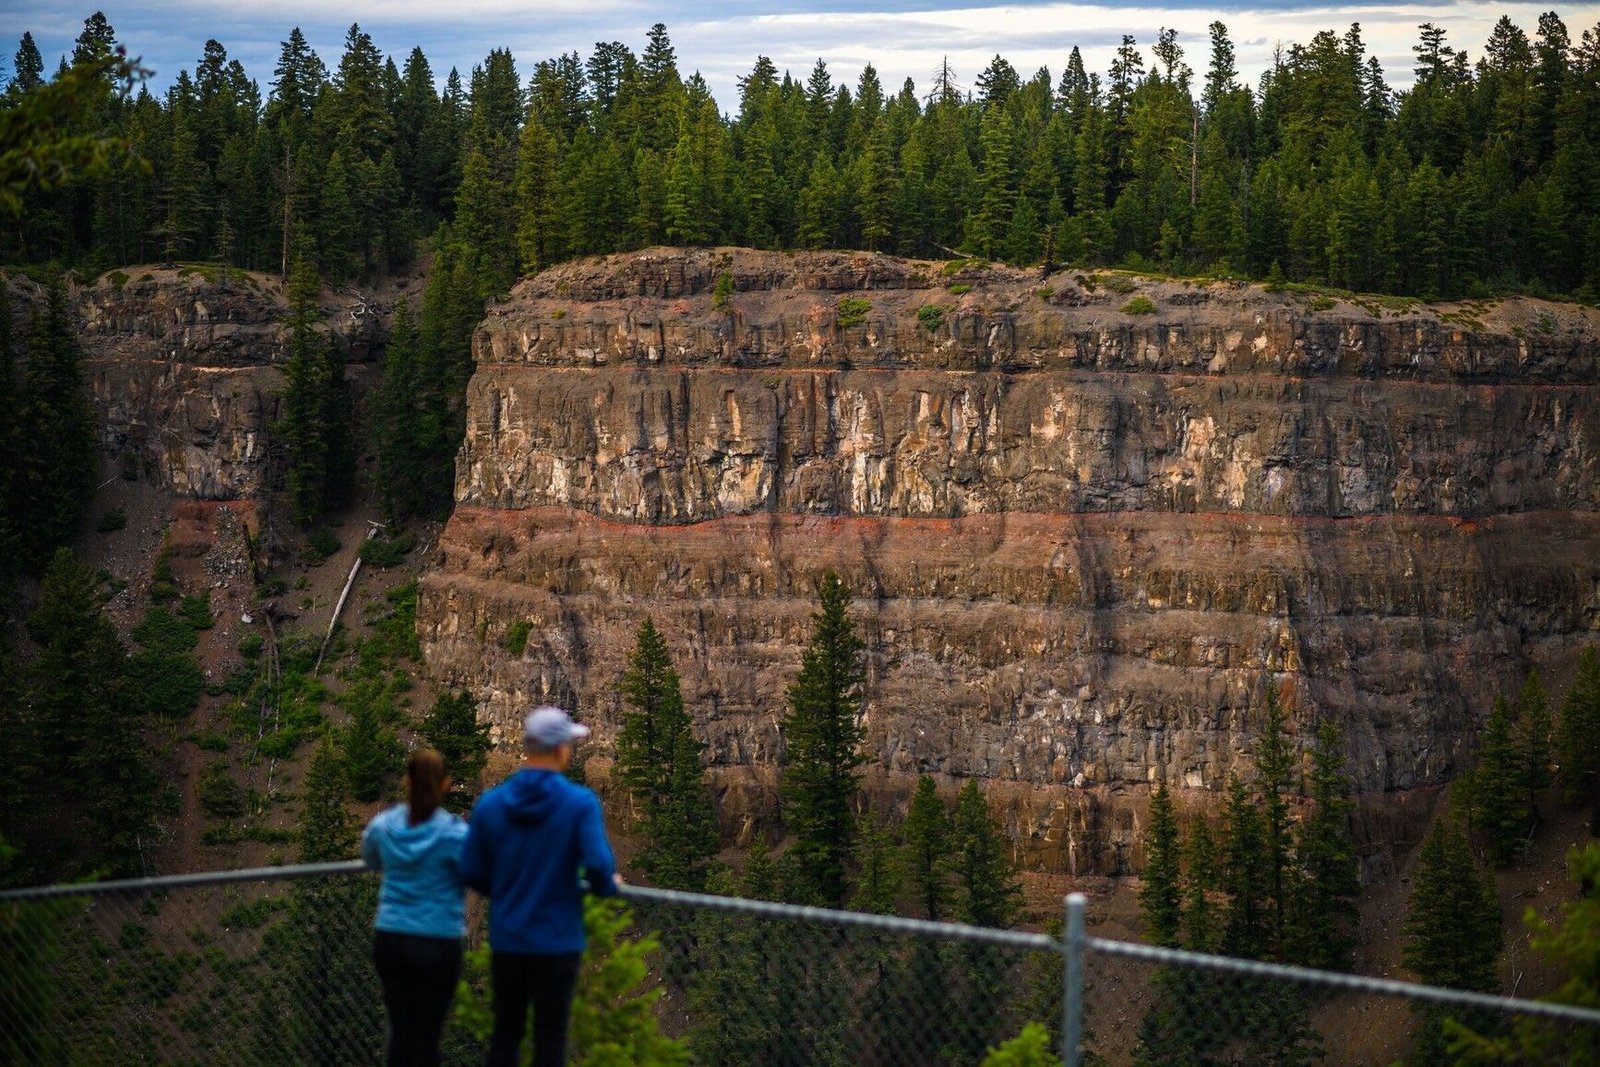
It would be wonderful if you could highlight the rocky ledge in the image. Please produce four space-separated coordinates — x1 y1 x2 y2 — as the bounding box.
413 248 1600 873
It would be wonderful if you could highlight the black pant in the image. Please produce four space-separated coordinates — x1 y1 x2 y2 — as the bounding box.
487 951 583 1067
372 930 464 1067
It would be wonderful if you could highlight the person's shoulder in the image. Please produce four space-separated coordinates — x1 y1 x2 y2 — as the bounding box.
468 781 511 820
557 777 602 809
368 803 407 831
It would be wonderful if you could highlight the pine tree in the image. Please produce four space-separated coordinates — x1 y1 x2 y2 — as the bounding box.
615 618 717 890
969 104 1017 257
902 774 949 919
1139 783 1183 947
341 687 402 804
1515 670 1554 813
952 779 1022 928
277 248 332 524
12 282 95 567
1402 817 1502 1062
1256 683 1296 949
272 731 380 1065
0 279 19 611
514 109 562 273
373 297 420 517
1218 774 1270 958
851 814 901 914
25 549 156 877
1451 843 1600 1063
1403 819 1502 990
1557 647 1600 830
1475 694 1530 867
418 690 492 812
299 732 356 861
1284 721 1360 970
780 571 867 906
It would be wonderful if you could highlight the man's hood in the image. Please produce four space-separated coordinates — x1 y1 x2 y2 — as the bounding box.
505 769 563 826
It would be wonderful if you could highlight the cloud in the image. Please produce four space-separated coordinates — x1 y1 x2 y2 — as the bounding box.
3 1 1583 108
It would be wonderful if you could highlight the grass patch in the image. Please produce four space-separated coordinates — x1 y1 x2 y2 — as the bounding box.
108 270 130 290
219 897 286 930
302 526 340 562
359 527 416 568
1120 295 1159 315
502 619 533 657
179 592 214 630
1310 296 1337 312
202 825 295 846
947 283 972 295
917 304 948 332
1101 274 1137 295
97 508 127 532
941 258 988 276
836 296 872 328
551 307 567 320
151 547 179 603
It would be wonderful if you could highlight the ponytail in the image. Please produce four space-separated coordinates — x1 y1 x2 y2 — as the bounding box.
405 748 448 825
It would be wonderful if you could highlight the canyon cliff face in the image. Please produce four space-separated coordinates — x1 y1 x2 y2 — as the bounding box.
70 267 385 500
413 248 1600 872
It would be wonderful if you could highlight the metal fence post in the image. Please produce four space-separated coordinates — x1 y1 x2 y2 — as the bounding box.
1063 892 1085 1067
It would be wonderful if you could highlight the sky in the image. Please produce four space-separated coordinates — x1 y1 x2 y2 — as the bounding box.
4 1 1598 110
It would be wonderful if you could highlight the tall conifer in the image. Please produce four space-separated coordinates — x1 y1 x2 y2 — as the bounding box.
780 571 866 906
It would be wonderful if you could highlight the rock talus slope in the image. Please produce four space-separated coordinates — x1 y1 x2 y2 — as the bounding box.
417 248 1600 872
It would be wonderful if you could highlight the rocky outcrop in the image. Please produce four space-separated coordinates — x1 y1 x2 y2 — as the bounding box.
72 267 386 499
418 248 1600 872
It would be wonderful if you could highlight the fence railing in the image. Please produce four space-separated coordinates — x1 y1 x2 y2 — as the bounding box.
3 863 1598 1065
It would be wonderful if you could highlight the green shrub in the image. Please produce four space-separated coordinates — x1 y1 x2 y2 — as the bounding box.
981 1023 1056 1066
947 282 973 295
836 296 872 328
198 761 246 820
152 549 179 602
712 270 734 309
108 270 130 290
303 527 340 562
191 733 230 753
1103 274 1136 294
97 508 127 532
238 633 264 659
127 648 203 717
359 528 416 568
503 619 533 656
917 304 948 332
1120 295 1159 315
219 898 285 930
134 606 198 653
1310 295 1337 311
220 664 257 695
552 307 567 320
179 592 213 629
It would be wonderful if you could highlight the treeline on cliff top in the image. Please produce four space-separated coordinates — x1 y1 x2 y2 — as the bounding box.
5 12 1600 301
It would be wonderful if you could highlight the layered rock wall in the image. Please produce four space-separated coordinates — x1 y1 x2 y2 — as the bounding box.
418 249 1600 871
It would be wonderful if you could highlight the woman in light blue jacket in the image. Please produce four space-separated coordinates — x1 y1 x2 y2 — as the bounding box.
361 748 468 1067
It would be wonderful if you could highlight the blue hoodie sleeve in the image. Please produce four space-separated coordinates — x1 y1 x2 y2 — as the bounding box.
460 803 492 896
578 792 618 897
360 815 382 871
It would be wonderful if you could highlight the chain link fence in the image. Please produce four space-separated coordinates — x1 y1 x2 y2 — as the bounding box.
4 864 1600 1065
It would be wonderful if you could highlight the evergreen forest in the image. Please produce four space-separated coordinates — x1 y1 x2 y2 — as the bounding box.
5 11 1600 303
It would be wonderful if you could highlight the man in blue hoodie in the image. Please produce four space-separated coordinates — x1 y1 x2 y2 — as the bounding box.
462 705 619 1067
